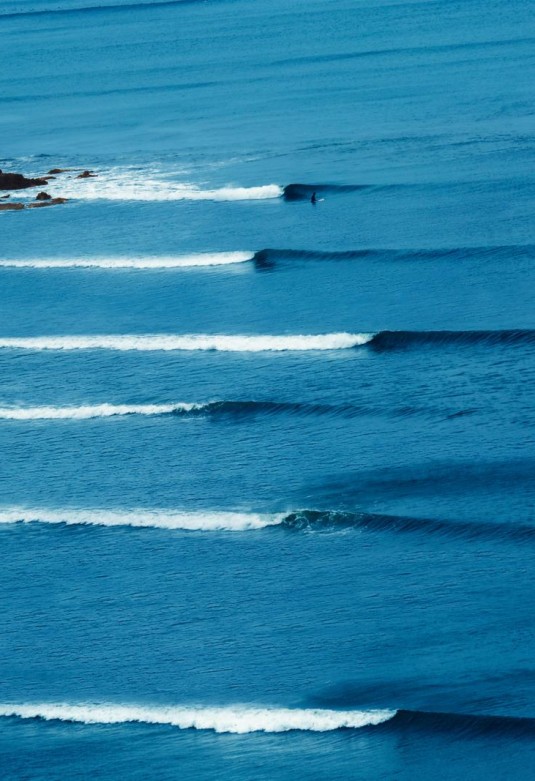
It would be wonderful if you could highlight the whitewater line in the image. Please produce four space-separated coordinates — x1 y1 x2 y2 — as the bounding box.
45 177 283 202
0 252 254 269
0 403 199 420
0 507 284 531
0 333 373 352
0 703 396 733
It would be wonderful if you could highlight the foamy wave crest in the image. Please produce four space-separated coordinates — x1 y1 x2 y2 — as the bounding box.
0 403 193 420
0 703 396 733
46 170 282 202
0 252 254 269
0 333 372 352
0 507 282 531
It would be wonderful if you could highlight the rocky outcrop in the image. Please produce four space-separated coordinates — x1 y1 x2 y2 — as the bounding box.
0 197 68 212
35 191 52 201
76 170 97 179
27 197 68 209
0 202 25 211
0 171 49 190
47 168 70 175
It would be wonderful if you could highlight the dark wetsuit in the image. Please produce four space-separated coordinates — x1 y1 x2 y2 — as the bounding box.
311 192 317 204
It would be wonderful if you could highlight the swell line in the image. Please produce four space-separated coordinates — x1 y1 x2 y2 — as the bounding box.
3 245 532 270
0 0 210 20
0 703 394 733
253 244 535 266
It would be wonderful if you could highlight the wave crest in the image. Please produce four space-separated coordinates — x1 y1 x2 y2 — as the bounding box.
0 333 372 352
0 703 395 733
0 508 281 531
0 252 254 269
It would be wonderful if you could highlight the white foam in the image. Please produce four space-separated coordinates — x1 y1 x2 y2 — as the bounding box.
0 403 195 420
44 169 282 202
0 333 373 352
0 703 396 733
0 252 254 269
0 507 283 531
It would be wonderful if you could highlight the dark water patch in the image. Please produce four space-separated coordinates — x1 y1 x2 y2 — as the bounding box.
369 329 535 351
282 183 372 201
386 710 535 739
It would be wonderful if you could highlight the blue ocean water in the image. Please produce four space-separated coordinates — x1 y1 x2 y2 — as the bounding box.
1 0 535 778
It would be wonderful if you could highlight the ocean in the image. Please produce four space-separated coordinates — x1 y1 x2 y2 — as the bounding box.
1 0 534 778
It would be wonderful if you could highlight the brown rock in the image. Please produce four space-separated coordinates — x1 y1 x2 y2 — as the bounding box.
0 171 49 190
27 197 68 209
76 170 97 179
36 191 52 201
47 168 70 175
0 202 25 211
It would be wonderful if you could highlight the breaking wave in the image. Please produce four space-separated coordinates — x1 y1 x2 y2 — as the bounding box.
0 331 531 353
0 333 372 352
0 403 192 420
42 170 282 202
0 400 457 421
0 702 395 733
0 252 254 269
2 507 533 542
2 702 532 738
0 508 282 531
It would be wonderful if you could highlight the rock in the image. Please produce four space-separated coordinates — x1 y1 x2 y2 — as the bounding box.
0 171 49 190
35 191 52 201
27 197 68 209
47 168 70 175
0 194 10 199
0 202 25 211
76 170 97 179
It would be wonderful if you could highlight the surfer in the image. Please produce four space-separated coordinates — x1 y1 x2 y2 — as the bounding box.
310 191 317 204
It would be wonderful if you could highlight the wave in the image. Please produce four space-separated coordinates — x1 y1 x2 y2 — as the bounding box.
3 507 533 542
2 701 533 738
0 252 254 269
0 400 437 421
0 333 372 352
282 183 371 201
0 508 283 531
0 331 531 353
0 703 395 733
42 171 282 202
